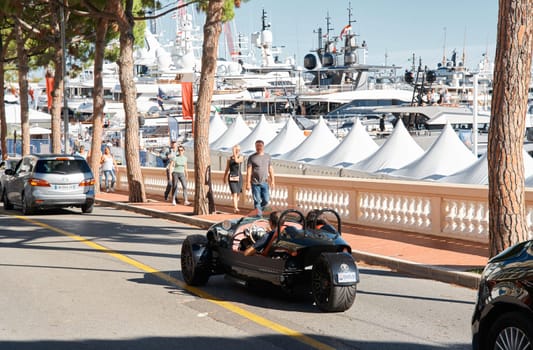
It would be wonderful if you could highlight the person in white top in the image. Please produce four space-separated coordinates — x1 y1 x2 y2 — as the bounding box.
100 146 117 192
75 145 88 159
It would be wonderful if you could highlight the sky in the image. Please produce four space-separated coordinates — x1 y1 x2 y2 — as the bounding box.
157 0 499 71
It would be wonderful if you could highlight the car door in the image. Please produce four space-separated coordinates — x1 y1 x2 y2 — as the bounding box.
7 157 33 205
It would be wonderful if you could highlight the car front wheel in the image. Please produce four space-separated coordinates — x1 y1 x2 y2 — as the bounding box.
488 311 533 350
311 254 356 312
181 235 210 286
3 191 13 210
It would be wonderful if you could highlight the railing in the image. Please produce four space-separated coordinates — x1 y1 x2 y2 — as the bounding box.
115 165 533 244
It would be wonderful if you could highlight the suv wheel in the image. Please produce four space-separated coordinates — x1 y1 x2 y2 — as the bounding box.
488 311 533 350
21 194 33 215
81 201 94 214
3 191 13 210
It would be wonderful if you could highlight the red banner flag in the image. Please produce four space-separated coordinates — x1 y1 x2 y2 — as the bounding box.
45 74 54 111
181 82 194 120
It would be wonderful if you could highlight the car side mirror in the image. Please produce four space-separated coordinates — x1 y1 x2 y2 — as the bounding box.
4 169 15 176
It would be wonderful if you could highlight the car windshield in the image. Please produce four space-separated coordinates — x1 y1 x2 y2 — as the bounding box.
34 159 91 175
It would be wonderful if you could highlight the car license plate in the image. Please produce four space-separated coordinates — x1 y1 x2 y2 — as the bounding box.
53 184 77 191
337 272 357 283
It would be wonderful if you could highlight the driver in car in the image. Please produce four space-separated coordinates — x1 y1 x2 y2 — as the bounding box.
244 211 280 256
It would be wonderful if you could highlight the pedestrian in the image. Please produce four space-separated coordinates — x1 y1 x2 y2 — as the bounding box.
379 115 386 132
100 146 117 192
224 144 244 213
170 145 190 206
75 145 88 159
246 140 275 217
163 141 178 201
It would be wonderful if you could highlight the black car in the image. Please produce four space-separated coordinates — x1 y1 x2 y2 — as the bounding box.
472 240 533 350
180 208 359 312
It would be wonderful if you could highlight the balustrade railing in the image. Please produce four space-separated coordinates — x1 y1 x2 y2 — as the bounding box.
115 166 533 244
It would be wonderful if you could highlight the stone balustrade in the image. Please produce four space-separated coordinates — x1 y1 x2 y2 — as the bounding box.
115 165 533 244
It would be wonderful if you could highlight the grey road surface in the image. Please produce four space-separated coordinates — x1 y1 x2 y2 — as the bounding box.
0 205 477 350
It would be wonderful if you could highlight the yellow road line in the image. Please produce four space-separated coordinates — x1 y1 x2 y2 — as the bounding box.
15 215 334 350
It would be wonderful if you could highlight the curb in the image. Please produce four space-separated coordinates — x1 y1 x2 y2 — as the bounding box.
96 199 481 289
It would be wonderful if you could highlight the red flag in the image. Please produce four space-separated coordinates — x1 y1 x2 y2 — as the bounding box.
181 82 194 120
45 75 54 111
339 24 351 40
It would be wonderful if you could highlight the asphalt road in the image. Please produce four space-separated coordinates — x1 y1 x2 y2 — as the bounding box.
0 205 477 350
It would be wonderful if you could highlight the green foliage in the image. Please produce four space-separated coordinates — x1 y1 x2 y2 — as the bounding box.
196 0 244 23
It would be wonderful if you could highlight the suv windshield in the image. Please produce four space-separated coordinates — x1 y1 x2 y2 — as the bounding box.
34 159 92 175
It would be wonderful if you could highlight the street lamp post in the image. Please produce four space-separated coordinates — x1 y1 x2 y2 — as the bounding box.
60 2 69 154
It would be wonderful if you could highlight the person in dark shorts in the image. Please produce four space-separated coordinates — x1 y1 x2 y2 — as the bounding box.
224 144 244 213
246 140 275 217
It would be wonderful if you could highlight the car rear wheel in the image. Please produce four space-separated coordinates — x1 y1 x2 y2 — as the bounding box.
488 311 533 350
181 235 210 286
81 202 94 214
3 191 13 210
21 194 33 215
311 254 356 312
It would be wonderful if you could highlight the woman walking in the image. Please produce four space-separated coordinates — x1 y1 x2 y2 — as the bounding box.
170 145 190 206
224 144 244 213
100 146 117 192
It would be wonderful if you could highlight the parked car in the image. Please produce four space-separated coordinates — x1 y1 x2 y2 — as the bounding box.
472 240 533 350
181 208 359 312
0 157 21 196
2 154 95 214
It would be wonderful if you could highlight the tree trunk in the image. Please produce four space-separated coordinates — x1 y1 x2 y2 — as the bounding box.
194 0 224 215
113 0 145 202
0 30 7 160
15 21 30 156
89 16 108 192
488 0 533 257
50 1 62 153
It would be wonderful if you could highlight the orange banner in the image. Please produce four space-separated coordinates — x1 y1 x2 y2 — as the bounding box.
45 76 54 111
181 82 194 120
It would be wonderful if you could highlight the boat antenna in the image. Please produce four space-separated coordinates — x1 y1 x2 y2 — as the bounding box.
325 12 333 42
462 26 467 67
261 8 270 31
347 2 357 26
442 27 447 67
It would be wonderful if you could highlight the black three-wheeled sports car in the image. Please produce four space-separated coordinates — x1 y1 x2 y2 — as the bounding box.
180 209 359 312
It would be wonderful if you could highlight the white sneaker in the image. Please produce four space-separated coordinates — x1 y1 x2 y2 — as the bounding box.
184 201 191 206
172 200 176 206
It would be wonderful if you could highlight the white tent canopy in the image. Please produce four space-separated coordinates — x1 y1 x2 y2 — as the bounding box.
209 114 251 151
264 117 306 158
238 115 277 154
388 123 477 179
278 116 339 162
4 104 51 126
209 112 227 144
30 126 51 135
442 150 533 185
310 118 379 167
350 119 424 173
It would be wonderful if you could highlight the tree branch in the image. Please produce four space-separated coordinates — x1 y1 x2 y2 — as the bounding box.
133 0 200 21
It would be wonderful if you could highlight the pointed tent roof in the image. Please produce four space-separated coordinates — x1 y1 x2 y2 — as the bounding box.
310 118 379 167
442 150 533 185
278 116 339 162
210 114 251 151
238 115 278 153
209 112 228 144
389 123 477 179
264 116 306 157
350 119 424 173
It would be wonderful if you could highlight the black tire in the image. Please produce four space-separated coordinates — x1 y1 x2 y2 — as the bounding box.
487 311 533 350
3 191 13 210
181 235 210 286
81 202 94 214
21 194 33 215
311 254 356 312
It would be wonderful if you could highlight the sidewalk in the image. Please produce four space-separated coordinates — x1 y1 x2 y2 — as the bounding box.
95 191 487 289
